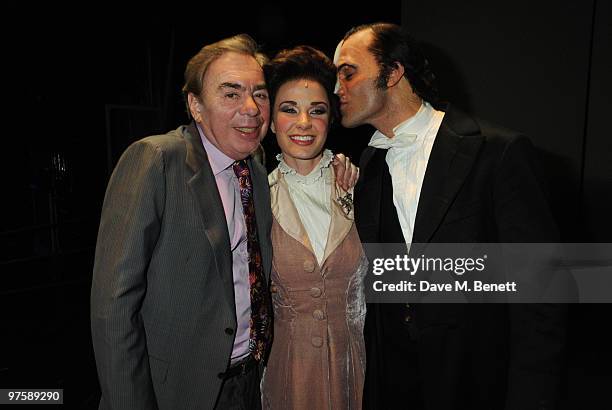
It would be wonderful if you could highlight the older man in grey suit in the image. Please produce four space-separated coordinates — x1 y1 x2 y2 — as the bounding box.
91 34 273 410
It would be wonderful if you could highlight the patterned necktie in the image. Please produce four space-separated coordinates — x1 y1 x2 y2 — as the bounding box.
232 159 271 362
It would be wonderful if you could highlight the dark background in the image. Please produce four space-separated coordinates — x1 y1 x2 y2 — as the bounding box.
1 1 610 408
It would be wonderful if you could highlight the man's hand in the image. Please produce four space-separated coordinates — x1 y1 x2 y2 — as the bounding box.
332 153 359 192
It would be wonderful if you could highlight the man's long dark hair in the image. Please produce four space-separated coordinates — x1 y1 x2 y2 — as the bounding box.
344 23 439 106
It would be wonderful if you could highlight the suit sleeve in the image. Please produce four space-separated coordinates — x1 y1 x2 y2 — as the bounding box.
493 136 567 410
91 140 166 410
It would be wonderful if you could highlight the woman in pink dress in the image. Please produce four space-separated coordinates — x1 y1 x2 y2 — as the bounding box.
261 46 367 409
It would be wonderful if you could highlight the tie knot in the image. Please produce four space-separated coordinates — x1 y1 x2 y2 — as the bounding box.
232 160 249 177
371 133 418 150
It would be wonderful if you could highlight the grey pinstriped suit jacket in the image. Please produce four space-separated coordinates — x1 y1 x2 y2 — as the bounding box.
91 123 272 410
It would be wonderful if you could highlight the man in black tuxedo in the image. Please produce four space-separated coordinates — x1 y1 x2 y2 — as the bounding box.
335 23 566 410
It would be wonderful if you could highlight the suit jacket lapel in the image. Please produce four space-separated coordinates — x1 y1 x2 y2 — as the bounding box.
355 146 385 243
413 106 484 243
183 123 234 307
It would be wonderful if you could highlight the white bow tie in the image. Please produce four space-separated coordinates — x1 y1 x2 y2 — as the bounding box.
369 132 418 150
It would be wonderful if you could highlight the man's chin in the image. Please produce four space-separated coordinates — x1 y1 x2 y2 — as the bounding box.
341 118 359 128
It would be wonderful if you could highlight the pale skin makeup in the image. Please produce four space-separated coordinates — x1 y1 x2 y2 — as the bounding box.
336 29 421 138
271 79 331 176
188 51 270 160
336 30 387 130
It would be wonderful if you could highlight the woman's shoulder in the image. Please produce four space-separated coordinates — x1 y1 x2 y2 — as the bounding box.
268 167 281 188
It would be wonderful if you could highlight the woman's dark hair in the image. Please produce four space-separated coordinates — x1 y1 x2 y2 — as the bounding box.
344 22 439 105
263 45 339 125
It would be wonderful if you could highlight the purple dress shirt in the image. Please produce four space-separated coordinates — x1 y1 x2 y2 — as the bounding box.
197 125 251 362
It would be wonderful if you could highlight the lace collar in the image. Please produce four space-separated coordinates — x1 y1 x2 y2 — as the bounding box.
276 149 334 185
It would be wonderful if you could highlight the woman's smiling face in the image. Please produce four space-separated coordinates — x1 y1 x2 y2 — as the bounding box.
272 78 330 175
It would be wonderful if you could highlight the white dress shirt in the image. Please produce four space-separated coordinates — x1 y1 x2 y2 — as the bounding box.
368 101 445 245
277 149 333 265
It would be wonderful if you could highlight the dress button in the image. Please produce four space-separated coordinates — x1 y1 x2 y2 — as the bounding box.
271 284 278 293
303 260 315 273
404 315 411 323
225 327 234 335
405 303 410 308
217 372 224 379
311 336 323 347
310 287 322 298
313 309 326 320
